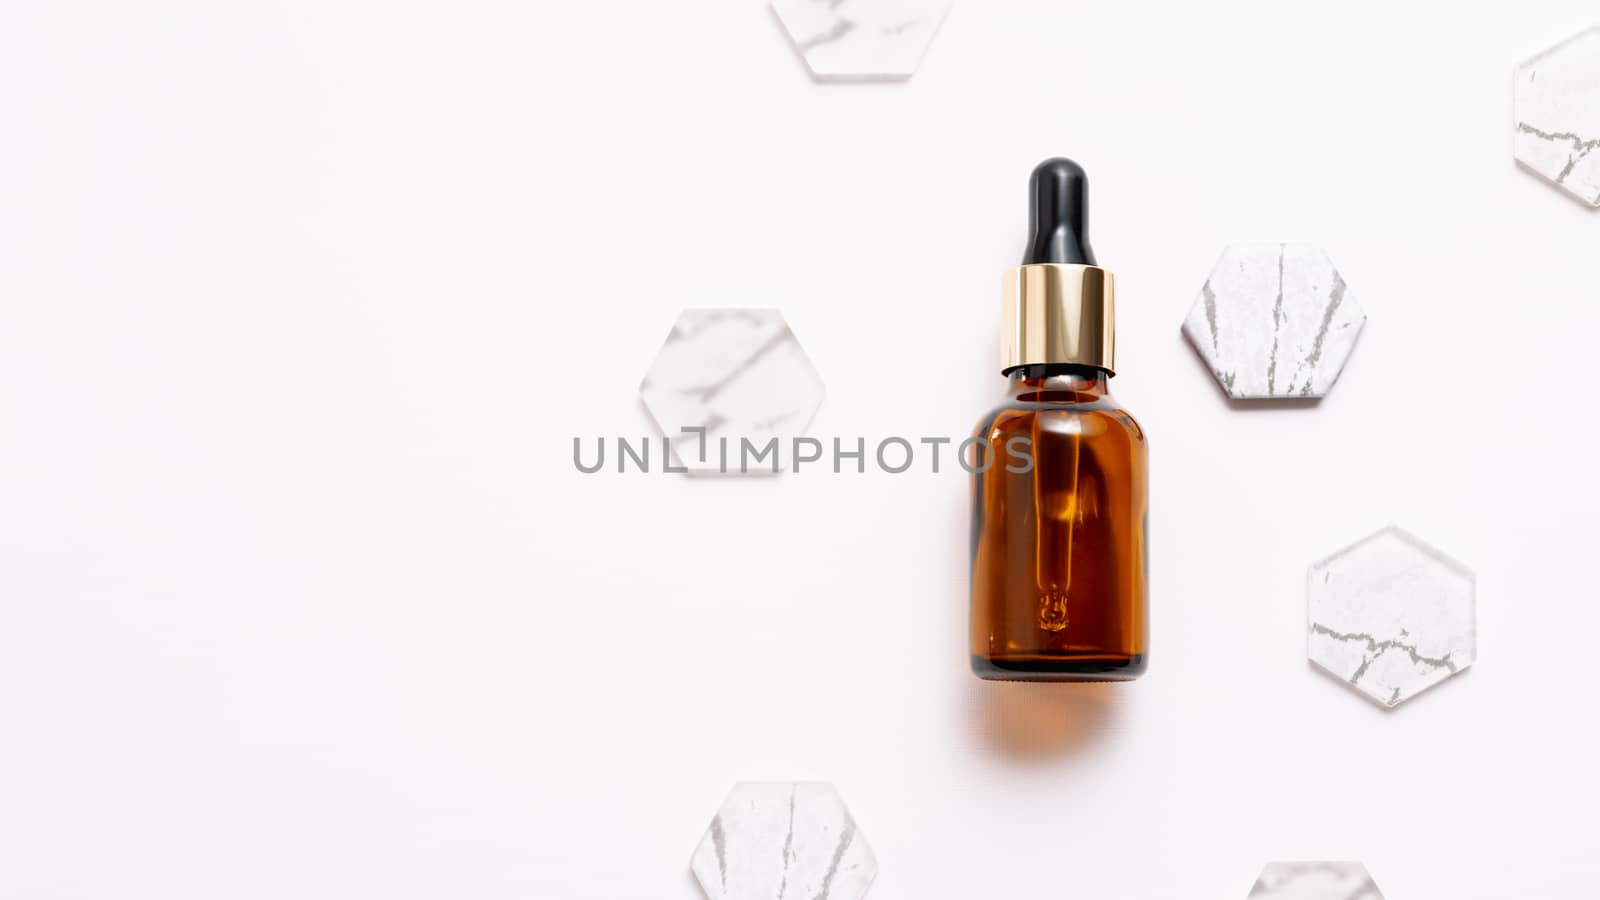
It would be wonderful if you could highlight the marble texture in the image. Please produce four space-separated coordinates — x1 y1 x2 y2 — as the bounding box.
771 0 951 81
639 309 824 474
1182 243 1366 400
1248 862 1385 900
1308 526 1476 709
691 782 876 900
1515 27 1600 207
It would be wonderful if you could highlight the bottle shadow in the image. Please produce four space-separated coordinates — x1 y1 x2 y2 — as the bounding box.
971 680 1120 760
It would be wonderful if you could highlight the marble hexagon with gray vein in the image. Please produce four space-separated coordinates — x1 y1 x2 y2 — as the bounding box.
691 782 876 900
1248 862 1385 900
1182 243 1365 400
1515 27 1600 207
771 0 951 81
1309 526 1476 709
639 309 823 474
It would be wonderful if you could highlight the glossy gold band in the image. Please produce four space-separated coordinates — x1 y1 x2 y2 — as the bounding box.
1001 263 1115 374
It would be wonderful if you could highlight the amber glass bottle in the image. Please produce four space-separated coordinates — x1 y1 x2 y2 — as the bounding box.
970 158 1149 681
970 364 1148 679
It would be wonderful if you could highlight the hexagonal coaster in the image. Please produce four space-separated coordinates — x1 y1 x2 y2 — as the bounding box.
771 0 951 81
1182 243 1366 400
1248 862 1384 899
1515 27 1600 207
691 782 876 900
1308 526 1476 709
639 309 823 474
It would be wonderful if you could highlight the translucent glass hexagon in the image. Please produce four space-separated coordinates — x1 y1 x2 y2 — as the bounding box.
771 0 951 81
1182 243 1366 400
1308 526 1476 709
1248 862 1384 899
691 782 876 900
638 309 824 474
1515 27 1600 207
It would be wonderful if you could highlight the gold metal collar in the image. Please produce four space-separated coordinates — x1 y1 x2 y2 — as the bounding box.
1001 263 1115 374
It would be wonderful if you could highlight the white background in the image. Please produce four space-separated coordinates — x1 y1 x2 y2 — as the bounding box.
1 1 1597 898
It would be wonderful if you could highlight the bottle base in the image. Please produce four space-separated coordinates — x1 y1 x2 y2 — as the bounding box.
971 653 1146 682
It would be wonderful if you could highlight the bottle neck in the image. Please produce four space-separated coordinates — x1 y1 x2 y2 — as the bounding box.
1003 363 1111 401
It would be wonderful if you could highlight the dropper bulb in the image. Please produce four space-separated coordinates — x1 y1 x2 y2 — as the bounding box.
1022 157 1096 266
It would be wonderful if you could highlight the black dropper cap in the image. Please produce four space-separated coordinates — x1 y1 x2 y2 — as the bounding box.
1022 158 1097 266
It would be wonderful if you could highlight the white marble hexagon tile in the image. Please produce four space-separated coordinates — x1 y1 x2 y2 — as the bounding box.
771 0 952 81
639 309 824 474
1308 525 1476 709
1248 862 1385 900
1182 243 1366 400
1515 26 1600 207
691 782 877 900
